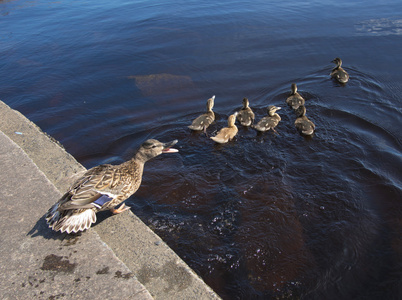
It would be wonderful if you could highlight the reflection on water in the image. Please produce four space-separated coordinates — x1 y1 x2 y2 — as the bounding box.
1 0 402 299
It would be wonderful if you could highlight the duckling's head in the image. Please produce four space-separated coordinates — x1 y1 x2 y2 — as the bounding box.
242 97 249 108
136 139 178 162
267 105 281 116
295 105 307 117
332 57 342 67
207 95 215 111
291 83 298 94
228 113 237 127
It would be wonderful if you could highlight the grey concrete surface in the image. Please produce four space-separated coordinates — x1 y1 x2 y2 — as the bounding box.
0 131 153 300
0 101 221 300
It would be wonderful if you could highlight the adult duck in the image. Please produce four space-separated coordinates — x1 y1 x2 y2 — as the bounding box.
237 97 255 126
331 57 349 84
253 105 281 134
295 105 315 135
188 95 215 133
46 139 179 233
286 83 305 110
210 113 238 144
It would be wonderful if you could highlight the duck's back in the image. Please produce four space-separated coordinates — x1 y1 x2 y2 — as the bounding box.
211 126 238 143
254 115 281 131
237 108 254 126
331 67 349 83
295 116 315 135
286 93 305 110
188 111 215 130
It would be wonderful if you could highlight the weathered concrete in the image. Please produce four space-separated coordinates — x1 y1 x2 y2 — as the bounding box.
0 131 153 300
0 100 221 300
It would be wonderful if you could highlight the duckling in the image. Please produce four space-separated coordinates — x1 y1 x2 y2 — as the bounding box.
253 105 281 134
46 139 179 234
237 97 255 126
331 57 349 84
286 83 305 110
210 113 238 144
294 105 315 135
188 95 215 133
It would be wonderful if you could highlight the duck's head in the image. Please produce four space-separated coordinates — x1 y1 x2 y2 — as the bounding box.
228 113 237 127
267 105 281 116
207 95 215 111
295 105 307 117
291 83 298 94
136 139 179 162
242 97 249 108
332 57 342 67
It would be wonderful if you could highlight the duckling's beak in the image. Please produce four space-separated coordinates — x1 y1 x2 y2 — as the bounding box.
276 107 281 110
162 140 179 153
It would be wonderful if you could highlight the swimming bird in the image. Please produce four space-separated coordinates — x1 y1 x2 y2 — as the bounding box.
46 139 179 234
188 95 215 133
294 105 315 135
286 83 305 110
210 113 238 144
237 97 255 126
253 105 281 134
331 57 349 84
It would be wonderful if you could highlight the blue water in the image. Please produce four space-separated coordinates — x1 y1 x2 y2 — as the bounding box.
1 0 402 298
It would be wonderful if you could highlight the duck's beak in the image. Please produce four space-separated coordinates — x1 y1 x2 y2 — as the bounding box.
276 107 282 110
162 140 179 153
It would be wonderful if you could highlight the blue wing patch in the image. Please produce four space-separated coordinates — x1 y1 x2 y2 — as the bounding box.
93 194 113 209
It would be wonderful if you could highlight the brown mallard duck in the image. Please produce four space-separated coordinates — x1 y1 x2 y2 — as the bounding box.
188 95 215 133
237 97 255 126
253 105 281 134
286 83 305 110
210 113 238 144
331 57 349 84
295 105 315 135
46 139 178 234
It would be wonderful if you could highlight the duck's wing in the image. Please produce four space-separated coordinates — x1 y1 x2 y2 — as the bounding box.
331 68 349 83
295 118 315 135
211 127 237 143
59 164 130 211
237 109 255 126
254 116 277 131
287 95 305 110
188 112 215 130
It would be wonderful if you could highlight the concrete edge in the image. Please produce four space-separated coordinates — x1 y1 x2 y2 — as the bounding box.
0 100 221 300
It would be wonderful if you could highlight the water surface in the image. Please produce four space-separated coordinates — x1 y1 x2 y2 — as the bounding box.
1 0 402 298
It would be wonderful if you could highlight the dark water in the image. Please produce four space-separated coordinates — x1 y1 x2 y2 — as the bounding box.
2 0 402 298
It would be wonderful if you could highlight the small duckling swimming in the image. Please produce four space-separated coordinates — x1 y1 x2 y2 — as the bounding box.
210 113 238 144
237 97 255 126
188 95 215 133
294 105 315 136
286 83 305 110
253 105 281 134
331 57 349 84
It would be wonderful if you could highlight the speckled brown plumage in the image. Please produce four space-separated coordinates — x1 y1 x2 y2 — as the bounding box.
286 83 305 110
188 95 215 132
46 139 178 234
237 98 255 126
331 57 349 84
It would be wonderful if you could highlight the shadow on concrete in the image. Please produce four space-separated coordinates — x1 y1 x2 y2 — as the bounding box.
28 214 83 241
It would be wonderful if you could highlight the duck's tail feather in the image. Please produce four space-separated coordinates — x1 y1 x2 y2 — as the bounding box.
210 136 226 144
46 203 96 234
188 125 203 131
